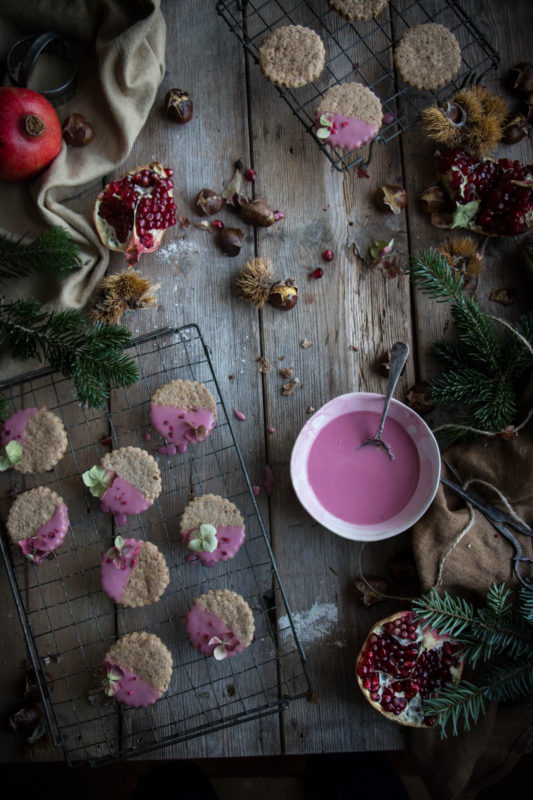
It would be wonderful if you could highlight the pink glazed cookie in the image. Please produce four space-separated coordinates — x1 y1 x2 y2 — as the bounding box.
102 632 172 708
185 589 255 660
315 83 383 151
0 406 67 473
150 379 217 455
180 494 246 566
101 537 169 607
6 486 69 564
82 446 162 526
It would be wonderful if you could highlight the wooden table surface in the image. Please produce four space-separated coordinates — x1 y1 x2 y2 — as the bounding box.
1 0 532 765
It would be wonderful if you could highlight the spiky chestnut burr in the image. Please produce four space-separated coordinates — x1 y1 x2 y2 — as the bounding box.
437 236 484 278
235 258 275 307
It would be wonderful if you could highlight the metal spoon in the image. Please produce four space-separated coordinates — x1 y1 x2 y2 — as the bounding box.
358 341 410 460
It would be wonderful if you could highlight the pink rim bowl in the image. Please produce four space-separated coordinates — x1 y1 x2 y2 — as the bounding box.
290 392 441 542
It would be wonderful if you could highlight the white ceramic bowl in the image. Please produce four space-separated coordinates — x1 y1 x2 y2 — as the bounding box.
290 392 441 542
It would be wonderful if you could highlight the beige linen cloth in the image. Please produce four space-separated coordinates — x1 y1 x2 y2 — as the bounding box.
407 423 533 799
0 0 166 378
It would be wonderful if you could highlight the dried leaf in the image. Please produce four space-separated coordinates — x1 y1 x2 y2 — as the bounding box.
256 356 271 372
300 339 312 349
489 287 515 305
282 379 300 395
280 367 295 379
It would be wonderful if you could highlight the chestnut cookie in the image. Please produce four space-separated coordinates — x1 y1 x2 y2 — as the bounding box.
315 83 383 151
180 494 246 566
185 589 255 660
150 379 217 454
394 23 462 91
82 446 162 526
6 486 69 565
329 0 389 22
0 407 68 473
101 537 169 607
258 25 325 89
102 632 172 708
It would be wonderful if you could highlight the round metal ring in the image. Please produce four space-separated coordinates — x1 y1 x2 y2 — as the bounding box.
6 31 78 106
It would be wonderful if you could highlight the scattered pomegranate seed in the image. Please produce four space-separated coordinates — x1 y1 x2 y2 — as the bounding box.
310 268 323 279
211 219 224 229
274 210 284 220
245 168 256 181
322 249 334 262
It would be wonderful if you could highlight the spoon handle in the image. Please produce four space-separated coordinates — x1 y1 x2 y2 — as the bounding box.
376 341 410 437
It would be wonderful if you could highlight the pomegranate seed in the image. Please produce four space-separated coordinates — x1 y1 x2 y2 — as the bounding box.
322 249 334 262
274 210 284 220
245 168 256 181
310 268 323 279
211 220 224 229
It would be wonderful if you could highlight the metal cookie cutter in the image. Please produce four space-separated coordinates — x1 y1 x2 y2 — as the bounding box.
6 31 78 106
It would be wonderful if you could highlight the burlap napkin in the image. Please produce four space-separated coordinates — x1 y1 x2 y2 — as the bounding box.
0 0 166 378
407 425 533 799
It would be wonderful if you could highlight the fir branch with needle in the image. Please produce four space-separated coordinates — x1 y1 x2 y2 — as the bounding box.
410 584 533 737
0 227 83 283
408 249 533 440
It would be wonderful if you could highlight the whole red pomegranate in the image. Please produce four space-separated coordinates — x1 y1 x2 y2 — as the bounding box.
356 610 463 727
0 87 62 182
93 162 177 265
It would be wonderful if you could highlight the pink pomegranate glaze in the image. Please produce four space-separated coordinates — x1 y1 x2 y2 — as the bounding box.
185 604 245 657
0 407 38 447
307 411 420 525
102 660 161 707
99 474 152 526
101 538 143 603
315 112 378 150
150 404 215 454
182 525 245 566
19 502 69 564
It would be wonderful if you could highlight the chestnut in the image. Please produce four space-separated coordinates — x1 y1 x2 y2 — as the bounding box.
419 184 447 215
196 188 224 216
62 113 95 147
240 198 277 227
165 88 193 124
505 62 533 102
268 279 298 310
373 184 408 214
502 112 531 145
217 227 244 256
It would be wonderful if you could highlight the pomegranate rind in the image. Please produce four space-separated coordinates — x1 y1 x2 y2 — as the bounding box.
93 161 175 265
355 610 463 728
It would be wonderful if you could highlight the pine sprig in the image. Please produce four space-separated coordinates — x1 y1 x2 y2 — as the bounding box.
408 249 533 438
412 584 533 737
0 300 139 407
0 227 82 282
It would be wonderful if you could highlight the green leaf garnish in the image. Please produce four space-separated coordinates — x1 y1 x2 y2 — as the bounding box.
188 523 218 553
451 200 480 230
316 127 331 139
82 464 112 497
0 440 23 471
319 114 332 127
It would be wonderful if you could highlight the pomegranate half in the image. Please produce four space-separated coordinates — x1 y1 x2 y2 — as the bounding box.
0 87 62 182
356 610 463 728
93 162 177 265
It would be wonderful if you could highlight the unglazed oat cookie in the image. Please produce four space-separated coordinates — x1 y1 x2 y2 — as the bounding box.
101 537 169 607
185 589 255 659
102 632 172 707
150 379 217 454
329 0 388 22
0 407 68 473
394 23 461 91
6 486 69 564
258 25 325 88
82 446 161 526
180 494 245 566
315 83 383 151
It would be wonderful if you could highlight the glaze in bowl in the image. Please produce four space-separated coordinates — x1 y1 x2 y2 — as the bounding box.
290 392 441 542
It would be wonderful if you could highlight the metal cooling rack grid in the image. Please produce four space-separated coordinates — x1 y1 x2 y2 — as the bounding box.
0 325 311 766
216 0 499 171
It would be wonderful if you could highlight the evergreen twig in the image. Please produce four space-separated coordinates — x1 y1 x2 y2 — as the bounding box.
0 227 82 282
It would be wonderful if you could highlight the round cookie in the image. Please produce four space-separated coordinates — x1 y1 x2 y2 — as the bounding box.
315 83 383 151
329 0 389 23
394 23 462 91
82 446 162 526
185 589 255 660
180 494 245 567
101 536 169 607
258 25 325 89
150 379 217 455
102 632 172 707
6 486 69 564
0 407 67 473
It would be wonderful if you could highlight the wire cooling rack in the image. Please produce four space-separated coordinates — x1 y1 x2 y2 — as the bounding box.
0 325 311 767
216 0 499 171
